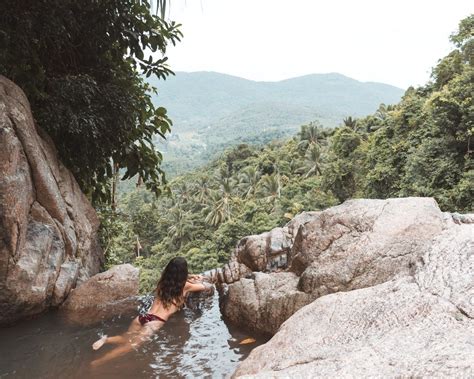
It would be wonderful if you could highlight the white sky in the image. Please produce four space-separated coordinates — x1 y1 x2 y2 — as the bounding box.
165 0 472 89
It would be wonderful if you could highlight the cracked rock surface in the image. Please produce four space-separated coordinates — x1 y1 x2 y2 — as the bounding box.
217 197 473 377
0 76 103 325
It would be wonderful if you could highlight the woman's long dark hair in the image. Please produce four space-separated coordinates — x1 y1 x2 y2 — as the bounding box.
156 257 188 309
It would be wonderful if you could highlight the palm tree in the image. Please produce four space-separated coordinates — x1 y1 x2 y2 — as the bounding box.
302 144 323 177
193 176 211 203
297 121 326 150
148 0 168 18
174 181 191 203
375 103 394 121
204 190 232 226
238 166 261 198
215 166 235 197
343 116 359 131
259 174 281 200
167 207 193 248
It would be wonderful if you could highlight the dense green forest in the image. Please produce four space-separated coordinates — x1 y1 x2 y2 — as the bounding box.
104 14 473 291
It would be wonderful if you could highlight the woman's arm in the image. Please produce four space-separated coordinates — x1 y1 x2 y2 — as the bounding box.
184 280 212 293
185 281 205 292
187 274 204 283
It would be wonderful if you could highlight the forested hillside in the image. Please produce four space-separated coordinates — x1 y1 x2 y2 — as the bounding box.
107 14 473 291
103 17 474 294
149 72 404 175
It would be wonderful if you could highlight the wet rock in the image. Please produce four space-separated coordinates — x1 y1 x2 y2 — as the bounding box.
60 264 139 325
0 76 102 325
222 272 314 335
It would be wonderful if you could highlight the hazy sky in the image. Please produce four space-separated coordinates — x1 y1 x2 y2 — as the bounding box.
165 0 472 89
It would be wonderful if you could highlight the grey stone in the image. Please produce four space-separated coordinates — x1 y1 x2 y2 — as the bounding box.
60 264 139 325
229 198 474 377
0 76 102 324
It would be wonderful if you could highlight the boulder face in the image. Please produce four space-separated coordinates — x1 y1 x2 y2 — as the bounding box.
220 198 448 333
216 197 474 376
220 271 314 334
0 76 103 325
291 198 444 295
234 222 474 377
60 264 139 325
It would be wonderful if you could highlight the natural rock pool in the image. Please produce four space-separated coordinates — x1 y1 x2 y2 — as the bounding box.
0 292 268 378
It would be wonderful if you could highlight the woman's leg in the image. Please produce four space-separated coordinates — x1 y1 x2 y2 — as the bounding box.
93 334 130 350
127 316 142 333
90 342 135 367
91 321 164 367
106 335 128 345
92 317 141 350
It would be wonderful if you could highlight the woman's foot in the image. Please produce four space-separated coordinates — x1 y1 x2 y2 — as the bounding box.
92 335 107 350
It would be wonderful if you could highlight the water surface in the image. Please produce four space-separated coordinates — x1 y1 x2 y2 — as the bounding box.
0 292 267 378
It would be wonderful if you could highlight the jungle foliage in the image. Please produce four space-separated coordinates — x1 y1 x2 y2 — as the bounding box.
0 0 180 202
103 15 473 292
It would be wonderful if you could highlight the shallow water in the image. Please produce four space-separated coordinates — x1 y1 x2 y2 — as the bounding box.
0 292 268 378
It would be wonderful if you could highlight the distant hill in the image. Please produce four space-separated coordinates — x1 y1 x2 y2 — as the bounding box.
148 71 404 175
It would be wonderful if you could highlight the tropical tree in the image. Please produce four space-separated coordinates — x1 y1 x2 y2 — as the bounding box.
258 174 281 200
297 121 326 150
374 103 395 121
0 0 182 202
239 166 261 198
303 144 323 177
215 167 235 197
192 176 211 203
204 191 233 226
343 116 359 131
174 181 192 204
167 207 193 248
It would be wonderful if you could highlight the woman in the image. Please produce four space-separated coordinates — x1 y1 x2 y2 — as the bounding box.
91 257 210 367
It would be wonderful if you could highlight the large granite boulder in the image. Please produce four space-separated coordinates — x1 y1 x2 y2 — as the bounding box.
220 198 448 333
292 198 444 295
0 76 103 325
60 264 139 325
234 221 474 377
221 272 313 334
216 197 473 376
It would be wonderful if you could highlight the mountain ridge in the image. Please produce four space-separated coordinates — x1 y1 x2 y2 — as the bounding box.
147 71 405 175
166 70 403 87
150 71 403 130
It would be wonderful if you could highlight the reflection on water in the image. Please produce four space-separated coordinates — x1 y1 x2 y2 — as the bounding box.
0 292 268 378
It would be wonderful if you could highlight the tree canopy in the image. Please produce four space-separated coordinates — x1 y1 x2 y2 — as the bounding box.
0 0 181 202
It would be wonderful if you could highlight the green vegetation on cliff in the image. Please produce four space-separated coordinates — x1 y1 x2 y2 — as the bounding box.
0 0 179 202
